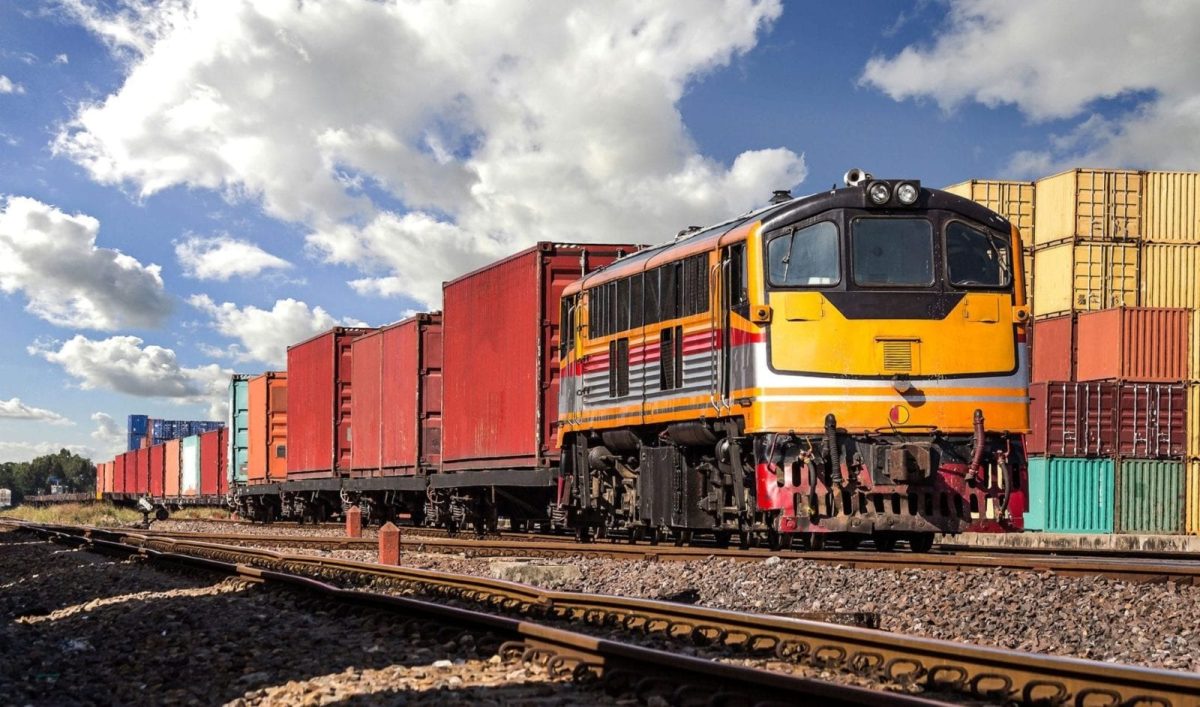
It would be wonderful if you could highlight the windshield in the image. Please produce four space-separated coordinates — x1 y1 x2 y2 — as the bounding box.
767 221 839 287
852 218 933 287
946 221 1010 288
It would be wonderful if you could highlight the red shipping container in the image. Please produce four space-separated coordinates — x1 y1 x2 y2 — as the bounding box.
1116 382 1188 459
164 438 182 497
442 243 634 471
351 313 443 477
199 428 225 495
1075 307 1190 382
1031 315 1074 383
149 444 165 498
135 447 150 494
287 328 373 478
1028 381 1187 458
114 454 127 494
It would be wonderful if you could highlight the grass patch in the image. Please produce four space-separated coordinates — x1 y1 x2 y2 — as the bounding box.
0 502 143 527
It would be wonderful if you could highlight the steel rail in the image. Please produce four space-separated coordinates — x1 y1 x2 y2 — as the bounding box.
8 520 940 707
8 519 1198 706
130 527 1200 585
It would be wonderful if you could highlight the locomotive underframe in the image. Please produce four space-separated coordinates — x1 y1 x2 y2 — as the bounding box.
560 415 1021 546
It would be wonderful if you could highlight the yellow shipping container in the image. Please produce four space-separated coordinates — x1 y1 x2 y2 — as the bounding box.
1031 239 1139 319
1021 248 1033 306
1144 171 1200 243
1188 459 1200 535
1190 383 1200 458
943 179 1036 246
1033 168 1142 245
1141 243 1200 379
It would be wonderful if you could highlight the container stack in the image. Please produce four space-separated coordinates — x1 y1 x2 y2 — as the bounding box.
948 169 1200 535
126 414 224 451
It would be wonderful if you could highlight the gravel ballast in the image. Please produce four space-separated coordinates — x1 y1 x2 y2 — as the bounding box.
0 527 610 706
151 520 1200 672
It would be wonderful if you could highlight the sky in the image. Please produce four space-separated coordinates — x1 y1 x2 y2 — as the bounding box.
1 0 1197 463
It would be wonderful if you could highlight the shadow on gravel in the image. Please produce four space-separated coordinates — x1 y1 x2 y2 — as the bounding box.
0 530 567 706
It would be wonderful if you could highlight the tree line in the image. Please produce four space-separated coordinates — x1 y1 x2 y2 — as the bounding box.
0 449 95 504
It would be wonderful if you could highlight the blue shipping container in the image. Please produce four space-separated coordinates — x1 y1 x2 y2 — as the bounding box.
128 414 148 436
1025 457 1049 531
228 376 250 484
1044 457 1115 534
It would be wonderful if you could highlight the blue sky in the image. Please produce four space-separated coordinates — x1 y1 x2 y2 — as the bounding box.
0 1 1195 462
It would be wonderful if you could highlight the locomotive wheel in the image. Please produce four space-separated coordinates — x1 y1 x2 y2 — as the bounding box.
767 529 792 551
872 534 898 552
908 533 935 553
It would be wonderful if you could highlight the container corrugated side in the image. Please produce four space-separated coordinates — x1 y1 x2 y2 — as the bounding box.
1116 459 1184 534
103 462 113 494
1187 459 1200 535
1031 239 1139 319
943 179 1035 245
165 438 181 497
1024 457 1049 531
228 375 250 485
199 429 222 496
349 326 385 474
1027 381 1119 457
442 243 634 471
1045 457 1114 533
1140 243 1200 380
1075 307 1190 382
181 435 201 496
1033 168 1142 245
1189 383 1200 460
1143 171 1200 243
1030 315 1073 383
1116 383 1188 460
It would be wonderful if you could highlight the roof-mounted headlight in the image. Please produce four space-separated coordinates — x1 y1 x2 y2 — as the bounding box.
896 182 919 205
867 181 891 205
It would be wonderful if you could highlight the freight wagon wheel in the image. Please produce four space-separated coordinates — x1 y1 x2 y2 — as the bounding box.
714 530 731 548
575 525 592 543
647 528 660 546
767 529 791 551
908 533 935 553
804 533 825 551
838 535 862 551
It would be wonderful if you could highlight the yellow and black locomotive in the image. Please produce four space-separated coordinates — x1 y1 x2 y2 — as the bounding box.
557 170 1030 550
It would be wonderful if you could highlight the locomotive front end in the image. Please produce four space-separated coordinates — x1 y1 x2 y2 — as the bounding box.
745 174 1030 548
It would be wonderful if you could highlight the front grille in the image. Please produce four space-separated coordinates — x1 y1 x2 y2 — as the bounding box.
881 341 913 372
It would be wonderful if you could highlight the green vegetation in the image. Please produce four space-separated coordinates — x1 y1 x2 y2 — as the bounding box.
168 507 231 520
0 502 141 527
0 449 95 504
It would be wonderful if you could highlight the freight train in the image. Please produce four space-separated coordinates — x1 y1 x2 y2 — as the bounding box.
97 170 1030 551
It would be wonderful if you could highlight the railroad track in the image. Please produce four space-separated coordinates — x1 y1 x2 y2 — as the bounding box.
140 526 1200 584
6 518 1198 706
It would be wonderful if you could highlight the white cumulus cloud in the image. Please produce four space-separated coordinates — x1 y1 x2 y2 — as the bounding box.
0 75 23 94
30 335 231 419
55 0 805 307
0 195 172 330
175 234 291 281
860 0 1200 172
0 398 72 425
0 442 91 464
90 412 126 457
188 294 364 367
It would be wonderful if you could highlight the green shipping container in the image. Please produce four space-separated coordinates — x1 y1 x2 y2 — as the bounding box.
1116 459 1184 534
1046 457 1114 533
227 375 250 484
1025 457 1049 531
